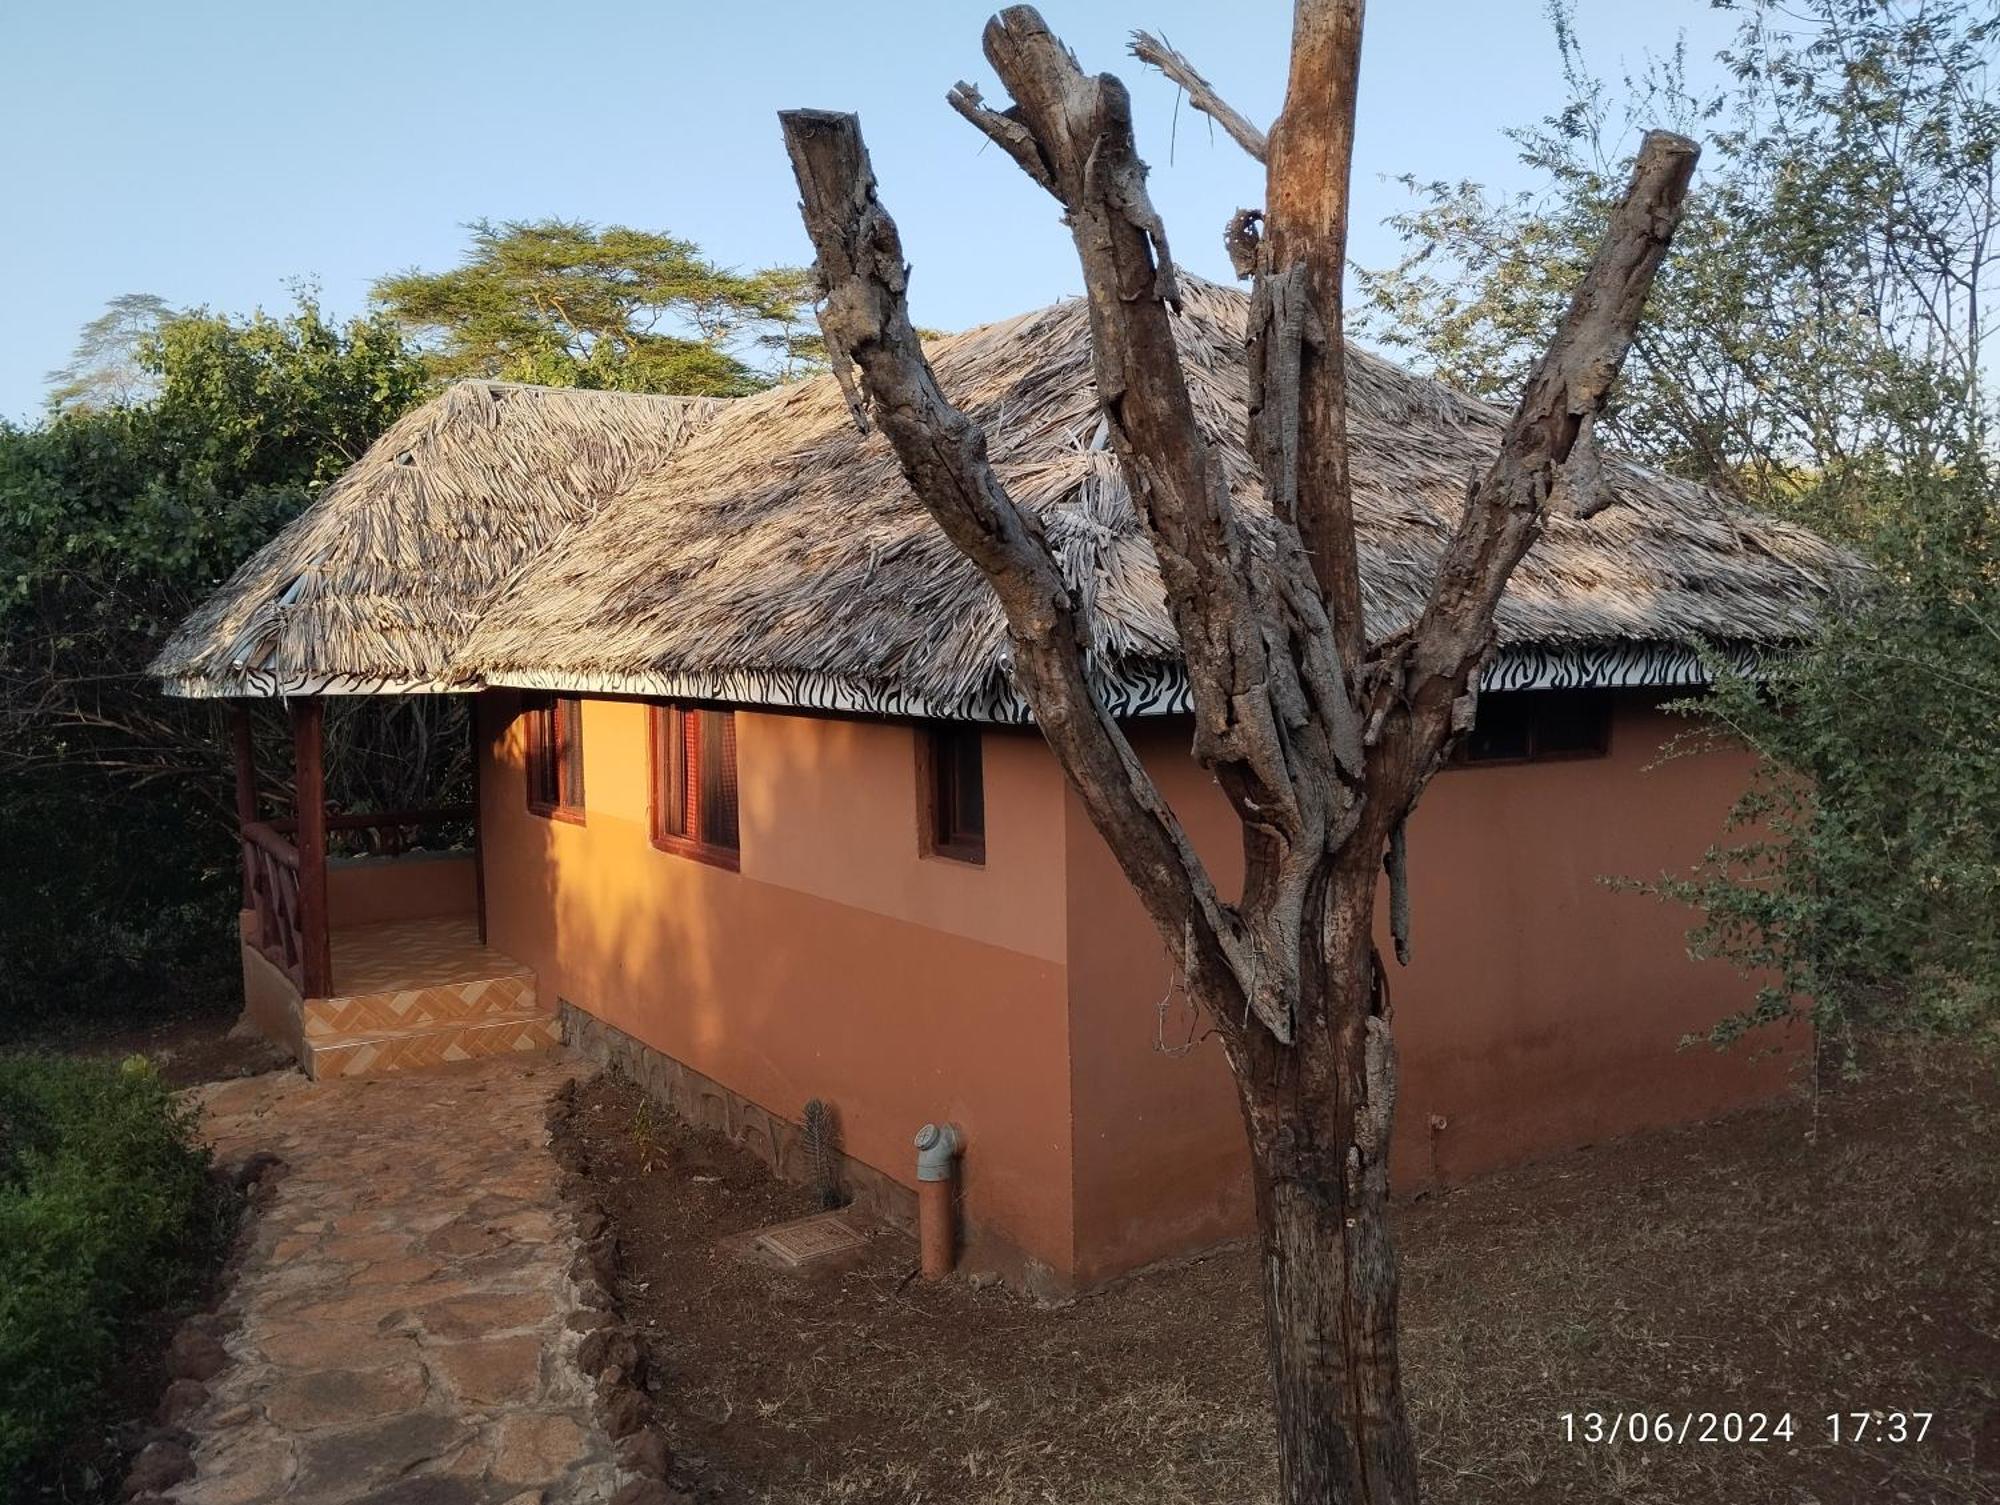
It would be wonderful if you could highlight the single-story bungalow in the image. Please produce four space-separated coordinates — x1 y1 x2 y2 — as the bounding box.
154 277 1849 1293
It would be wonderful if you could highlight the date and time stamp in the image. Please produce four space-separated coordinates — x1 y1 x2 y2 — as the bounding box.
1558 1410 1935 1446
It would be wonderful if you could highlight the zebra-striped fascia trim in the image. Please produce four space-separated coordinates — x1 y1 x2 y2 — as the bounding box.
161 639 1770 721
484 639 1769 723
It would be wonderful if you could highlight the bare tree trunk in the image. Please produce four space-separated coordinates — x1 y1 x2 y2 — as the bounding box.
779 9 1695 1500
1223 852 1415 1503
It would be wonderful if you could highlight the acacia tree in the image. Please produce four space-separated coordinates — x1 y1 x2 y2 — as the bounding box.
780 6 1694 1500
43 292 178 413
373 218 819 394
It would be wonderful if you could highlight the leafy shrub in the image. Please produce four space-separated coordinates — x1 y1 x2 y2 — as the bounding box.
0 1052 232 1491
0 298 433 1041
0 778 240 1044
1654 458 2000 1056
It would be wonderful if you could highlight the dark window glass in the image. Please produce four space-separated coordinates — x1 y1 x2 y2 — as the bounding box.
1457 691 1611 765
658 707 689 840
701 710 739 853
926 725 985 862
1534 692 1613 757
652 704 739 864
557 697 585 808
1461 695 1534 763
525 694 585 815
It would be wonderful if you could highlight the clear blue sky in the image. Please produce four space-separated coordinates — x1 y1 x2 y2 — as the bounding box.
0 1 1738 423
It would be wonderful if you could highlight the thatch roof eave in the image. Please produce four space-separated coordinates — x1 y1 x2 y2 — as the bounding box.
455 278 1857 713
470 636 1780 724
150 380 730 696
157 280 1860 716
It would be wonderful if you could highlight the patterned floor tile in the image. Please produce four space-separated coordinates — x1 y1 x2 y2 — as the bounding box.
329 916 529 996
295 916 555 1080
303 976 536 1039
307 1014 562 1081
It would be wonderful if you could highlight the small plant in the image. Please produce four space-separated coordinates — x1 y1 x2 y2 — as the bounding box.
802 1097 843 1210
1645 457 2000 1062
629 1094 671 1174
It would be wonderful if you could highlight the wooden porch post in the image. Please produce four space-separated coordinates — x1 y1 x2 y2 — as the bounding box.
469 699 488 945
230 702 259 908
292 697 333 998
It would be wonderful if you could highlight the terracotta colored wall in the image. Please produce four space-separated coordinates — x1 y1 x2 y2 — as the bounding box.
481 687 1793 1290
1063 701 1796 1285
327 853 476 930
476 692 1078 1283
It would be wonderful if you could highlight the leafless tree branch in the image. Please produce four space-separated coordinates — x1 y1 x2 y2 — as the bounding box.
778 106 1255 1029
1375 131 1701 808
780 9 1695 1495
1129 29 1269 162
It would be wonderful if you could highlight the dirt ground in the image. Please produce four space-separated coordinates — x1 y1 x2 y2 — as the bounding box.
563 1042 2000 1505
63 1006 290 1088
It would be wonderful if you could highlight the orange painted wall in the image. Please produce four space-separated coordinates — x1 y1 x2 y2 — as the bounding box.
327 853 476 929
480 688 1794 1289
477 692 1079 1281
1063 700 1796 1284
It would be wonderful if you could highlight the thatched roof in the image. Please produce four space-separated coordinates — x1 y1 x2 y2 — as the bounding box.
151 381 725 696
159 278 1855 719
456 278 1853 721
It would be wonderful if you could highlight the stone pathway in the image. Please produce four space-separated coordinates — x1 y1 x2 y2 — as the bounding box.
171 1057 620 1505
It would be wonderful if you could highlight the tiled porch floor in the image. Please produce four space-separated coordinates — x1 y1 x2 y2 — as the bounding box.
301 916 556 1080
331 915 518 996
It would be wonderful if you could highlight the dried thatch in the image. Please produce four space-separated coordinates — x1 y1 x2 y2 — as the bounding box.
151 381 725 696
158 279 1855 719
456 277 1855 721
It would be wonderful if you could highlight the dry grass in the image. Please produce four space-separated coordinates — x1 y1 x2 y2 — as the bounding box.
567 1039 1999 1505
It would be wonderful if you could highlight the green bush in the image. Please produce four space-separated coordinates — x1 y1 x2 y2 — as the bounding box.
0 777 240 1045
1653 457 2000 1056
0 1052 232 1492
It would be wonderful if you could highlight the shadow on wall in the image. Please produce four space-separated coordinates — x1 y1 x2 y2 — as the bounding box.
477 691 1077 1286
477 688 1804 1290
1056 694 1805 1283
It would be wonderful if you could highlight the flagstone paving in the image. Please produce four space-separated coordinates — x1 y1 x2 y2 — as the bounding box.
173 1057 620 1505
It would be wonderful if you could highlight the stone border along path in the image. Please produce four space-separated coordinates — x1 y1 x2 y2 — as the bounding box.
147 1056 672 1505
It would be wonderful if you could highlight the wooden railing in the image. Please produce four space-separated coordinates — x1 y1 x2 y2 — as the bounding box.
242 819 307 993
241 804 474 997
270 804 474 857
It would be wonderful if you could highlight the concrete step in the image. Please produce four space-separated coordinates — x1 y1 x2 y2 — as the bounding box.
303 1009 561 1080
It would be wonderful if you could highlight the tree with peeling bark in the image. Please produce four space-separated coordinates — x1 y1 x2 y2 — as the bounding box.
778 5 1696 1501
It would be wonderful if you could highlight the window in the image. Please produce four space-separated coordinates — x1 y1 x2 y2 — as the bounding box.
524 694 586 819
651 704 740 867
921 724 985 863
1456 690 1611 765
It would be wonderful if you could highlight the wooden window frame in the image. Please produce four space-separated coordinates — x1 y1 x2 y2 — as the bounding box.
523 693 586 823
648 703 741 871
1453 689 1613 768
918 723 986 865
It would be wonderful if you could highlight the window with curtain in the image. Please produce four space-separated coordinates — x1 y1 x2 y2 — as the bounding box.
922 723 985 863
524 694 586 818
651 704 740 867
